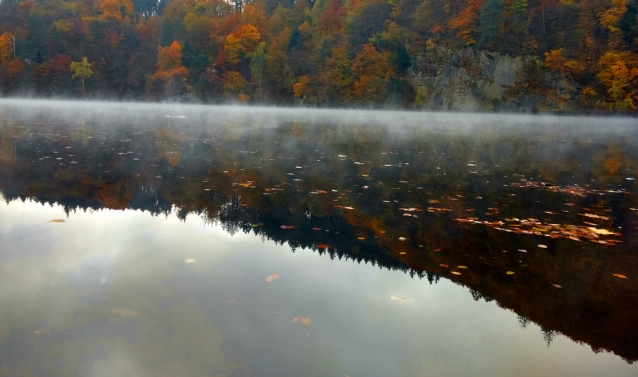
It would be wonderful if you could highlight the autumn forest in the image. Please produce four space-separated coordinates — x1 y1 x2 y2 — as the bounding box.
0 0 637 111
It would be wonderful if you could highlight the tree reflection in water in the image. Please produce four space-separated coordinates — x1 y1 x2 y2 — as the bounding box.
0 103 637 363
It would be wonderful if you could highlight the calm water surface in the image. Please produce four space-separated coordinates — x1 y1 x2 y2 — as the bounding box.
0 100 637 377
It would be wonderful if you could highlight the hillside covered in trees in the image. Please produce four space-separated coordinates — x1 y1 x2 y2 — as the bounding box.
0 0 637 111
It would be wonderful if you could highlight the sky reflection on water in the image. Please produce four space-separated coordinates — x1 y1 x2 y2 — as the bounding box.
1 198 636 377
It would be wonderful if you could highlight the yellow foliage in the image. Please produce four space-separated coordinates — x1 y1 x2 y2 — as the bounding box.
544 49 566 73
224 24 261 64
0 32 14 64
596 51 638 111
53 20 73 33
599 0 628 33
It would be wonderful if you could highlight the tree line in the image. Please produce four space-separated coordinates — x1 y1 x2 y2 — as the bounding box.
0 0 636 111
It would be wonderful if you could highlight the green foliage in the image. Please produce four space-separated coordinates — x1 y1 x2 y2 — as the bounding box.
478 0 504 49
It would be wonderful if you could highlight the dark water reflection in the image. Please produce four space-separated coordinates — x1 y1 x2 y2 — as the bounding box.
0 100 637 376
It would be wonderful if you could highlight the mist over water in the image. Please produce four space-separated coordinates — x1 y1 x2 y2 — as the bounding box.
0 99 637 377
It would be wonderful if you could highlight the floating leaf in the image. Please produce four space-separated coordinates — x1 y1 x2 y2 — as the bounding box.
538 244 547 248
112 308 140 317
398 237 407 241
552 284 562 289
266 273 280 282
612 273 628 279
389 295 413 304
579 213 610 220
49 219 66 223
440 264 448 268
184 259 196 264
506 271 515 275
457 266 468 269
588 227 620 236
316 244 329 249
291 316 312 325
451 271 462 275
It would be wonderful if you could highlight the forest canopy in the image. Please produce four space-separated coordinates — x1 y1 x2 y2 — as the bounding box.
0 0 636 111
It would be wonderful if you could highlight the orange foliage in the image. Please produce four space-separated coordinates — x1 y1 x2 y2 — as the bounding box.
7 59 24 79
99 0 133 22
319 0 346 36
352 44 395 101
544 49 566 73
450 0 485 45
139 21 157 43
352 44 394 81
223 71 247 93
0 32 14 64
224 24 261 64
293 75 311 98
157 41 183 71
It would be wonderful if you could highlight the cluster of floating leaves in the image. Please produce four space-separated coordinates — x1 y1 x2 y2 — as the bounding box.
453 217 622 245
510 181 626 197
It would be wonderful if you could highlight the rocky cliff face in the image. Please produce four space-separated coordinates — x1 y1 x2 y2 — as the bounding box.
407 47 581 112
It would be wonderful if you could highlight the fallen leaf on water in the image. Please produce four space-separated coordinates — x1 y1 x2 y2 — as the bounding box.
399 252 406 255
433 248 442 252
291 316 312 325
440 264 448 268
266 273 280 282
184 259 196 264
389 295 413 304
357 237 365 240
112 308 140 317
316 244 329 249
612 273 628 279
552 284 562 289
538 244 547 248
588 227 620 236
451 271 462 275
398 237 406 241
49 219 66 223
579 213 610 220
519 249 527 253
506 271 515 275
457 266 468 269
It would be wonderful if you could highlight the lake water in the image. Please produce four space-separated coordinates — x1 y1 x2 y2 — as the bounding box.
0 100 637 377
